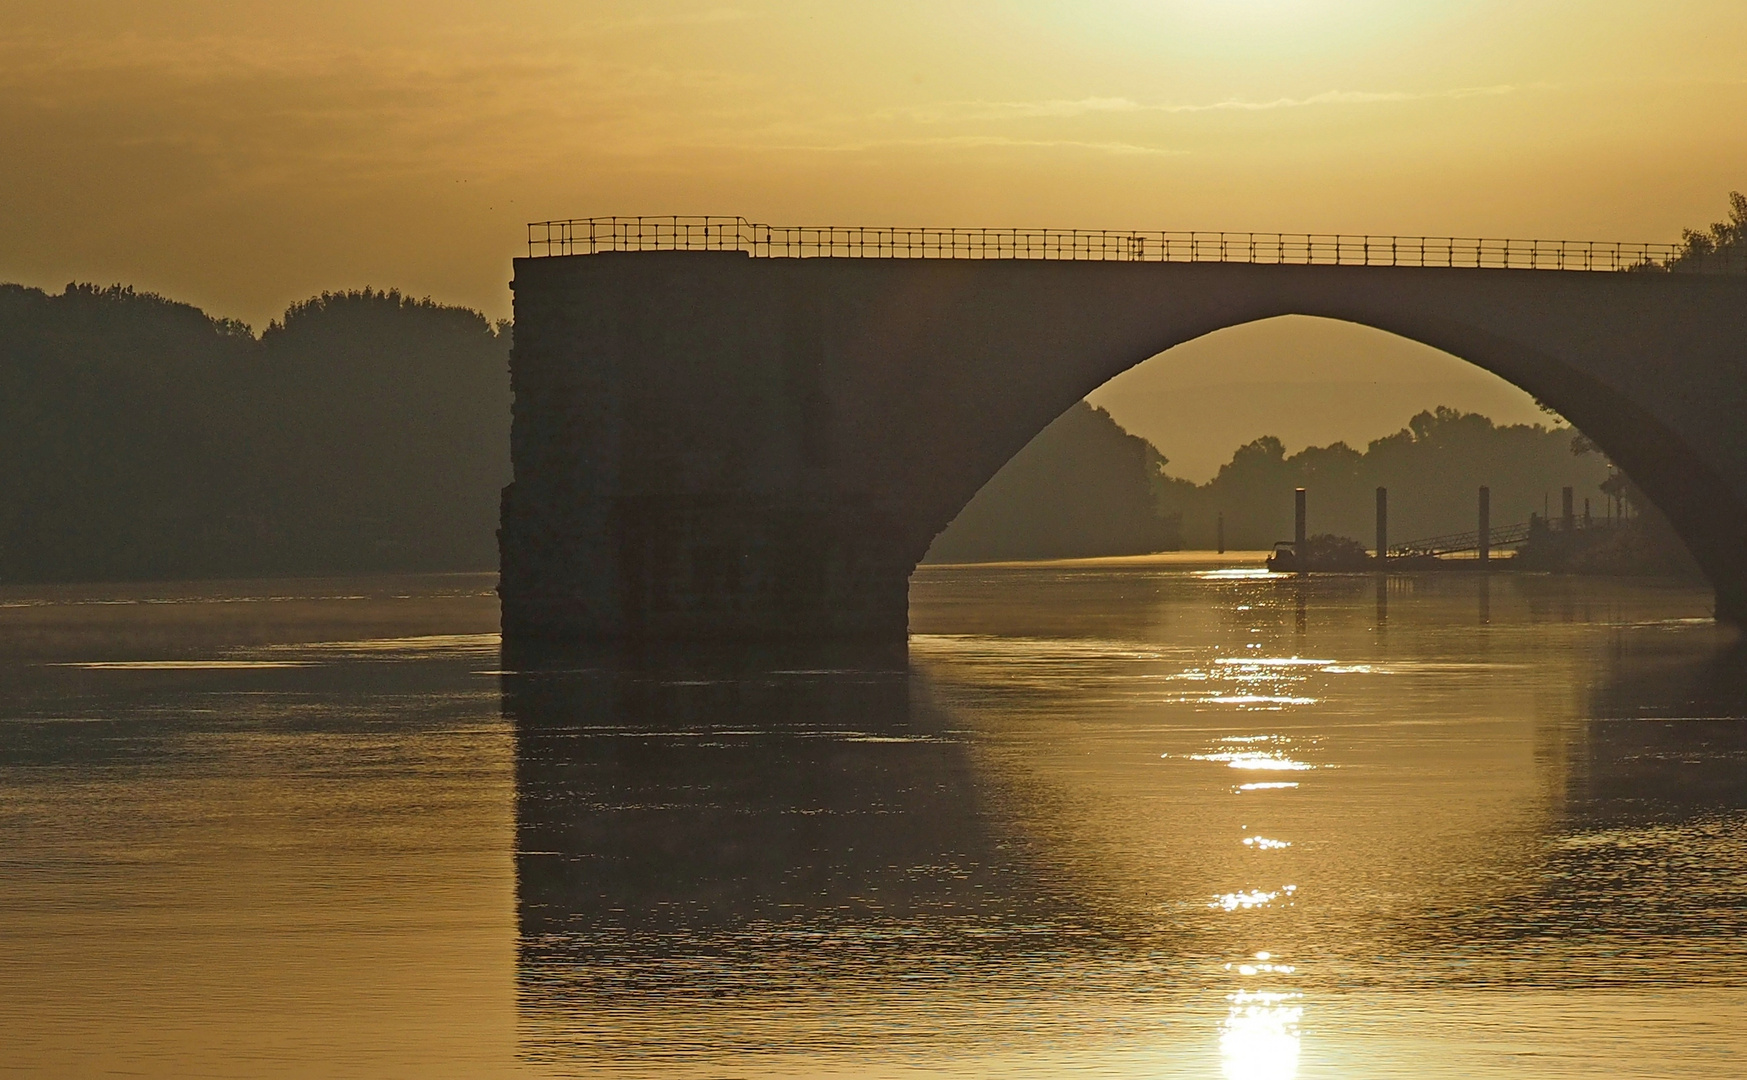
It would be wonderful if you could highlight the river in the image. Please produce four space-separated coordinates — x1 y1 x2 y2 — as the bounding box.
2 559 1744 1078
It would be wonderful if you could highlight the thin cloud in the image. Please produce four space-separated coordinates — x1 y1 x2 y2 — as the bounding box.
0 28 762 181
594 8 761 31
756 134 1188 156
917 84 1524 122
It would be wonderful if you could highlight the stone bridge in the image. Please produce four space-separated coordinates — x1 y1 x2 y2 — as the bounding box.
499 220 1747 640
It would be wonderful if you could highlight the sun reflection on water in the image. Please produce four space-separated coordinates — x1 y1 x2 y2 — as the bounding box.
1191 749 1316 769
1226 952 1296 977
1219 990 1303 1080
1242 836 1291 849
1200 695 1320 709
1173 734 1320 771
1210 885 1297 911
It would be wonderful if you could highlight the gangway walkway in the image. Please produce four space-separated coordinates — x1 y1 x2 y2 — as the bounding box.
1391 522 1533 558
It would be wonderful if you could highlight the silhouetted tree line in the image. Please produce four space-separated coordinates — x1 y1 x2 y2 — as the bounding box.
929 404 1616 561
0 282 509 581
1170 407 1612 550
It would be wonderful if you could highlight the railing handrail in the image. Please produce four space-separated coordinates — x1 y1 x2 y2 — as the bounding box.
524 216 1745 273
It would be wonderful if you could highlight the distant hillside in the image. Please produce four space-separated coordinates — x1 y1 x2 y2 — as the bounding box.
0 283 509 582
925 403 1182 562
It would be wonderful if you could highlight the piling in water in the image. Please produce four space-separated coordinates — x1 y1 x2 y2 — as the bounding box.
1375 486 1388 565
1479 485 1492 566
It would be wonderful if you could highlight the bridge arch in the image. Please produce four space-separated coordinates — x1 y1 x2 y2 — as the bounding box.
501 252 1747 640
930 314 1631 560
925 308 1714 572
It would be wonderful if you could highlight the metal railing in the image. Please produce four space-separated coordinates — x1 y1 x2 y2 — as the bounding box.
527 216 1744 272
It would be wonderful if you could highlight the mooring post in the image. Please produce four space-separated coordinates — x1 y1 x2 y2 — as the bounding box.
1478 485 1492 567
1217 511 1225 555
1294 488 1307 572
1375 486 1388 565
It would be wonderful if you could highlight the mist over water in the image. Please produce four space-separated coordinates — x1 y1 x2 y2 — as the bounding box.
2 564 1744 1078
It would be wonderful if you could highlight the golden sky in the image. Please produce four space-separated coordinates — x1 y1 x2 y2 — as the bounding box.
4 0 1744 329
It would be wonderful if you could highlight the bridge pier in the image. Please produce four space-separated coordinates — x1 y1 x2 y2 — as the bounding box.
498 253 920 641
499 489 915 640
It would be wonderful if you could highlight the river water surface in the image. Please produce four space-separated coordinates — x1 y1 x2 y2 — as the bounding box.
2 559 1745 1078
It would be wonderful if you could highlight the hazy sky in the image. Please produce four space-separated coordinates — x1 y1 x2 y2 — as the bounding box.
4 1 1742 456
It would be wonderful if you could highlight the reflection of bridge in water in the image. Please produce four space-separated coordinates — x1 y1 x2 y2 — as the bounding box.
499 217 1747 642
501 598 1747 1072
504 644 1085 1066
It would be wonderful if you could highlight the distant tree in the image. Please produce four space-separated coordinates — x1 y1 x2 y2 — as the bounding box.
0 283 257 580
1193 435 1296 548
252 288 511 573
1668 191 1747 272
